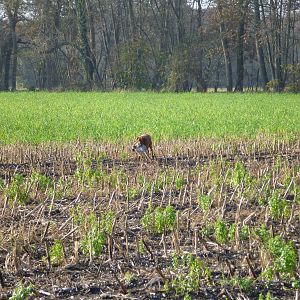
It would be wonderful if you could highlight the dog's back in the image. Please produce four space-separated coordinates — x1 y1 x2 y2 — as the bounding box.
137 134 152 149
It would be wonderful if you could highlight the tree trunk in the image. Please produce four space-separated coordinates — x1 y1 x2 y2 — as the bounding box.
235 17 245 92
149 0 170 89
272 0 284 91
128 0 137 38
75 0 94 85
218 7 233 92
0 29 12 91
260 0 275 80
217 2 233 92
0 53 2 90
3 45 12 91
196 0 207 92
5 1 19 91
253 0 268 89
283 0 293 83
0 26 4 90
235 0 250 92
170 0 184 44
11 22 18 91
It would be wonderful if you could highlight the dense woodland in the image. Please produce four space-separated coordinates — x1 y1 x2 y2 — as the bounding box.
0 0 299 92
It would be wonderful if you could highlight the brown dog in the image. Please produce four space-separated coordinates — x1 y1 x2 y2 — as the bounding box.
132 134 154 160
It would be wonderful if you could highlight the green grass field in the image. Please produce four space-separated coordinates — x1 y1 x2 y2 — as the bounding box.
0 92 299 144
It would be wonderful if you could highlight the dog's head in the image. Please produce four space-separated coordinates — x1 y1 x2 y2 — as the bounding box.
132 143 138 152
132 136 143 151
132 141 147 154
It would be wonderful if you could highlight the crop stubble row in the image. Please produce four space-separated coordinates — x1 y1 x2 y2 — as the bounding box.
0 135 299 299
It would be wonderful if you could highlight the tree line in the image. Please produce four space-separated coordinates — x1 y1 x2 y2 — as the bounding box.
0 0 299 92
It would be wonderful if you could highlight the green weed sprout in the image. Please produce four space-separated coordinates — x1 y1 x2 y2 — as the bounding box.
198 194 212 213
49 239 64 266
81 210 115 257
141 204 176 234
214 218 228 244
267 236 297 276
5 174 29 205
167 253 211 297
232 161 246 186
30 171 54 192
230 276 254 292
9 282 35 300
268 192 290 221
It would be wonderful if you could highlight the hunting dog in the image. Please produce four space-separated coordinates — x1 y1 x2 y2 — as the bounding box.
132 134 154 161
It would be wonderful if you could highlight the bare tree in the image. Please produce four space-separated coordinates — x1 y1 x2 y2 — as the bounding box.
3 0 22 91
235 0 250 92
75 0 95 85
0 20 12 90
217 0 233 91
253 0 268 89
